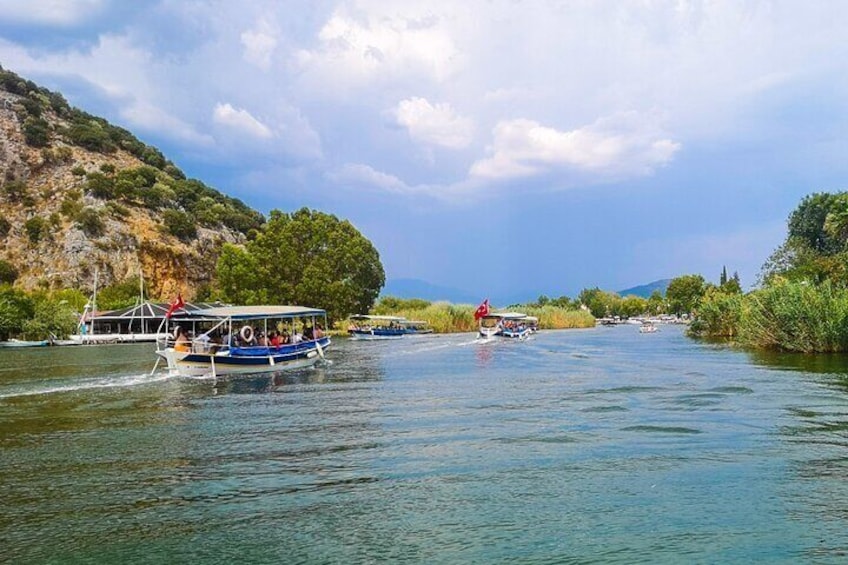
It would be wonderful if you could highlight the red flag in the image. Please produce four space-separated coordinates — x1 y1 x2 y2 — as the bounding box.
165 294 185 318
474 298 490 321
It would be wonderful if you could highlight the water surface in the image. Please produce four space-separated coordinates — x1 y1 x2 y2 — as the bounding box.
2 326 848 563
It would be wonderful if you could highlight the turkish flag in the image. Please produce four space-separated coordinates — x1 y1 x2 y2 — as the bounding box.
165 294 185 318
473 298 490 321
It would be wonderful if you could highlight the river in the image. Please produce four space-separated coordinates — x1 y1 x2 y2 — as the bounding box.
2 325 848 563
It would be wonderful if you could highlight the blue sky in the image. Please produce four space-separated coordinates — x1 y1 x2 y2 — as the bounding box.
1 0 847 304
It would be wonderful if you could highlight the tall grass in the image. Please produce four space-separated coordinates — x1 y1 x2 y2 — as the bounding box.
336 302 595 334
687 288 743 339
739 280 848 353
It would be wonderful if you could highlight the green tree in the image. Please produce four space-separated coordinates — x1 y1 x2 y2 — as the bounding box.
97 276 146 310
787 192 841 254
22 295 80 340
216 208 385 320
0 285 35 339
666 274 707 316
161 209 197 241
620 295 648 318
647 290 666 314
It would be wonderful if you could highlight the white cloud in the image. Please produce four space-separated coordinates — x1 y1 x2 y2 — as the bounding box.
394 97 473 149
123 100 214 146
328 163 413 194
241 18 277 71
0 0 105 27
470 112 681 181
295 5 460 89
212 102 273 139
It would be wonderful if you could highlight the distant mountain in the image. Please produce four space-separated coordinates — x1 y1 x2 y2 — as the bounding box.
382 278 480 305
618 279 671 298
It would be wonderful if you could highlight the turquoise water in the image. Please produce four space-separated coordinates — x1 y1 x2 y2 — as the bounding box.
2 326 848 563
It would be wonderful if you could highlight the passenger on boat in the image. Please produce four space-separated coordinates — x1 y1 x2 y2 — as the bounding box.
314 324 324 339
280 330 291 344
257 332 268 346
174 327 190 352
303 325 314 340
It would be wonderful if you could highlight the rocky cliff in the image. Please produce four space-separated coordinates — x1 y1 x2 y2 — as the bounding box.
0 69 261 299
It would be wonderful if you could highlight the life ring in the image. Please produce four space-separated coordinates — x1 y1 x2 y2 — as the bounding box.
240 325 254 342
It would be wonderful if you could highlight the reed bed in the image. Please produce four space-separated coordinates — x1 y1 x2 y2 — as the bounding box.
336 302 595 334
739 280 848 353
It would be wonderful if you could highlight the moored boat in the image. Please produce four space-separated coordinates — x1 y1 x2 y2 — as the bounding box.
0 339 50 348
155 305 331 377
347 315 407 340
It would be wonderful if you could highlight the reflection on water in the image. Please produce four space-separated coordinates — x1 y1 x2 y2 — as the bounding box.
3 328 848 562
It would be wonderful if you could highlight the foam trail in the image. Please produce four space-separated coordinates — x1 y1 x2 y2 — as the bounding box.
0 372 173 399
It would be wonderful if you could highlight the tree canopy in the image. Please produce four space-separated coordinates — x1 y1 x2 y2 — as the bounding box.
216 208 385 320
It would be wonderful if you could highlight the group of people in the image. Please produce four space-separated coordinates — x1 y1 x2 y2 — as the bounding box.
172 322 325 353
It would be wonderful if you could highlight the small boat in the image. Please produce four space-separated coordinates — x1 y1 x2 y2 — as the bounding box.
0 338 50 347
155 305 331 377
478 312 533 340
401 320 433 334
347 315 407 340
639 322 658 333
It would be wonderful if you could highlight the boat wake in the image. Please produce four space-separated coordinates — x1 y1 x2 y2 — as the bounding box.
0 372 173 399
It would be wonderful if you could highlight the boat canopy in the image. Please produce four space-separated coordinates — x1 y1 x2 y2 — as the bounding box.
482 312 527 320
171 305 327 321
350 314 407 322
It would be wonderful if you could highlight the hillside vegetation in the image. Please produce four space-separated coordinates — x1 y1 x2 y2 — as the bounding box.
0 65 263 298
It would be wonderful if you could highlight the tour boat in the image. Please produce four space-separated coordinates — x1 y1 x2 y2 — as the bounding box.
155 305 331 377
478 312 534 340
347 315 407 340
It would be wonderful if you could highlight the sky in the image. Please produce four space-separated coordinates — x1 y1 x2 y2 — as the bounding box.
1 0 847 304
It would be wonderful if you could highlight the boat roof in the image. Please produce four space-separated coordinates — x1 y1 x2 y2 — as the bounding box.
172 305 326 321
93 300 226 321
482 312 527 320
350 314 407 321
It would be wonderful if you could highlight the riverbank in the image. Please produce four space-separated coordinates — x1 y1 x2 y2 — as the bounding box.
336 302 595 334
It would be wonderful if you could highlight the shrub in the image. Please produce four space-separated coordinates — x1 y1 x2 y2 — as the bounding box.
688 288 743 339
162 209 197 241
86 172 116 199
99 163 116 174
71 166 86 176
0 260 18 284
3 179 28 202
24 216 47 243
75 207 105 237
23 116 49 147
0 217 10 237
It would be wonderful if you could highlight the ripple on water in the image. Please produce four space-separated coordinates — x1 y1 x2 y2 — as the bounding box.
620 425 703 434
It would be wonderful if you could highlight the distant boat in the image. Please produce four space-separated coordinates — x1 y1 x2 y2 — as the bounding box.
0 339 50 348
639 321 658 334
155 305 331 377
478 312 533 340
347 315 407 340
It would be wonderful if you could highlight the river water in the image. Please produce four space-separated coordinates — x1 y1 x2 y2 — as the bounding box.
2 325 848 564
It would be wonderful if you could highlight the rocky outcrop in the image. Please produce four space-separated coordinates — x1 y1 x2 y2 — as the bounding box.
0 89 246 299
